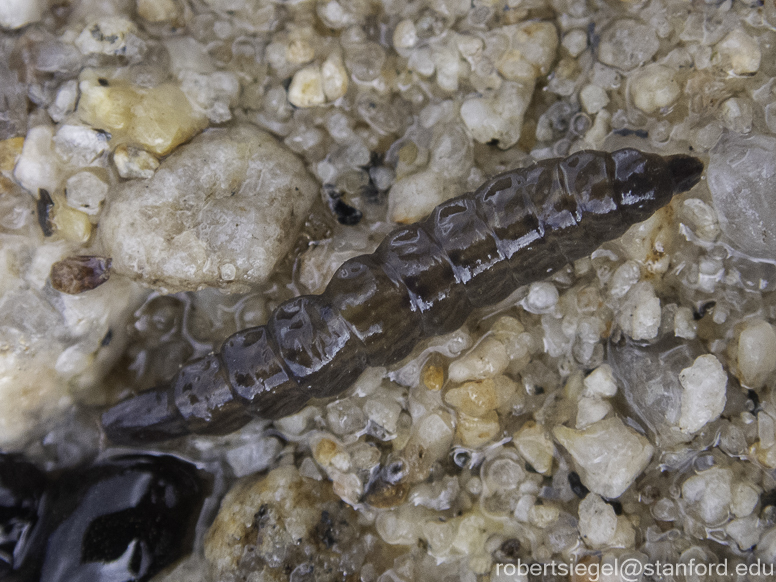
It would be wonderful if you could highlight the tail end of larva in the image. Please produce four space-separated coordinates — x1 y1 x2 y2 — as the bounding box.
101 388 189 445
666 153 704 194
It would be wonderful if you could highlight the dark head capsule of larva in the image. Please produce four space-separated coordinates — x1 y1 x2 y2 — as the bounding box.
612 149 704 222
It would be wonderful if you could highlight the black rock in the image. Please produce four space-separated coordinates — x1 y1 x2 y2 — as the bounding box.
2 454 207 582
0 454 48 577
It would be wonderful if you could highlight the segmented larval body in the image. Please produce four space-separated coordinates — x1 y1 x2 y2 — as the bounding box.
102 148 704 444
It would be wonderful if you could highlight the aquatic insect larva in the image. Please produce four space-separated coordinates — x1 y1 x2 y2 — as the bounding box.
102 148 704 444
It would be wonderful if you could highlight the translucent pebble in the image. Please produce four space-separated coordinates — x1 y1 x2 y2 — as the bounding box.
226 437 282 477
681 467 732 525
65 171 108 216
460 80 533 149
112 144 159 179
75 18 146 60
673 306 697 340
678 354 728 434
576 396 611 429
652 498 678 521
553 417 654 498
345 42 386 82
456 410 500 448
48 80 79 123
630 65 681 114
364 397 402 434
598 19 659 71
483 455 525 491
448 337 509 383
707 133 776 259
376 510 419 545
326 400 367 435
736 319 776 388
0 0 44 29
731 482 759 518
512 421 554 474
583 365 617 398
720 97 753 133
287 66 325 108
529 503 560 528
496 22 559 83
321 53 348 101
388 169 447 224
578 494 617 548
393 19 418 50
608 260 640 299
580 84 609 114
617 281 661 341
562 29 588 57
137 0 182 22
727 515 761 551
680 198 719 241
522 282 558 314
52 124 110 167
429 123 473 179
445 380 499 417
714 29 761 75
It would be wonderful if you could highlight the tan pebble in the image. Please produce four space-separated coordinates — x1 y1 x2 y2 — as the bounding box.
448 337 509 383
422 363 444 391
288 66 325 108
393 19 418 50
715 29 761 75
112 144 159 179
286 39 315 65
0 137 24 174
445 379 498 417
630 64 681 114
128 84 207 155
314 438 339 465
456 410 500 448
136 0 181 22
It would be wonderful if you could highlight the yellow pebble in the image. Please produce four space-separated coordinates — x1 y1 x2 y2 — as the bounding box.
52 201 92 244
314 438 339 465
422 363 444 391
445 379 498 417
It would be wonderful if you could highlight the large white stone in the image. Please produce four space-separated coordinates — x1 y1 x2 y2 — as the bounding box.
553 417 654 498
101 125 318 292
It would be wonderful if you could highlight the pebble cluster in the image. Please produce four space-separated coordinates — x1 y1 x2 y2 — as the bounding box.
1 0 776 579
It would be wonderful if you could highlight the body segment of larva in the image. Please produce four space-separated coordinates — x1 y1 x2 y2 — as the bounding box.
102 149 704 444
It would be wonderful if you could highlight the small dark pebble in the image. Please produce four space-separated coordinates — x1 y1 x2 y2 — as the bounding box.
694 300 716 320
50 256 112 294
568 471 589 499
2 454 207 582
37 189 54 237
761 488 776 509
748 389 760 411
605 499 623 515
331 198 363 225
492 538 522 564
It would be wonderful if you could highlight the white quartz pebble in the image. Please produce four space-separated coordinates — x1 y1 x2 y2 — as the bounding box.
678 354 727 434
553 417 654 498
